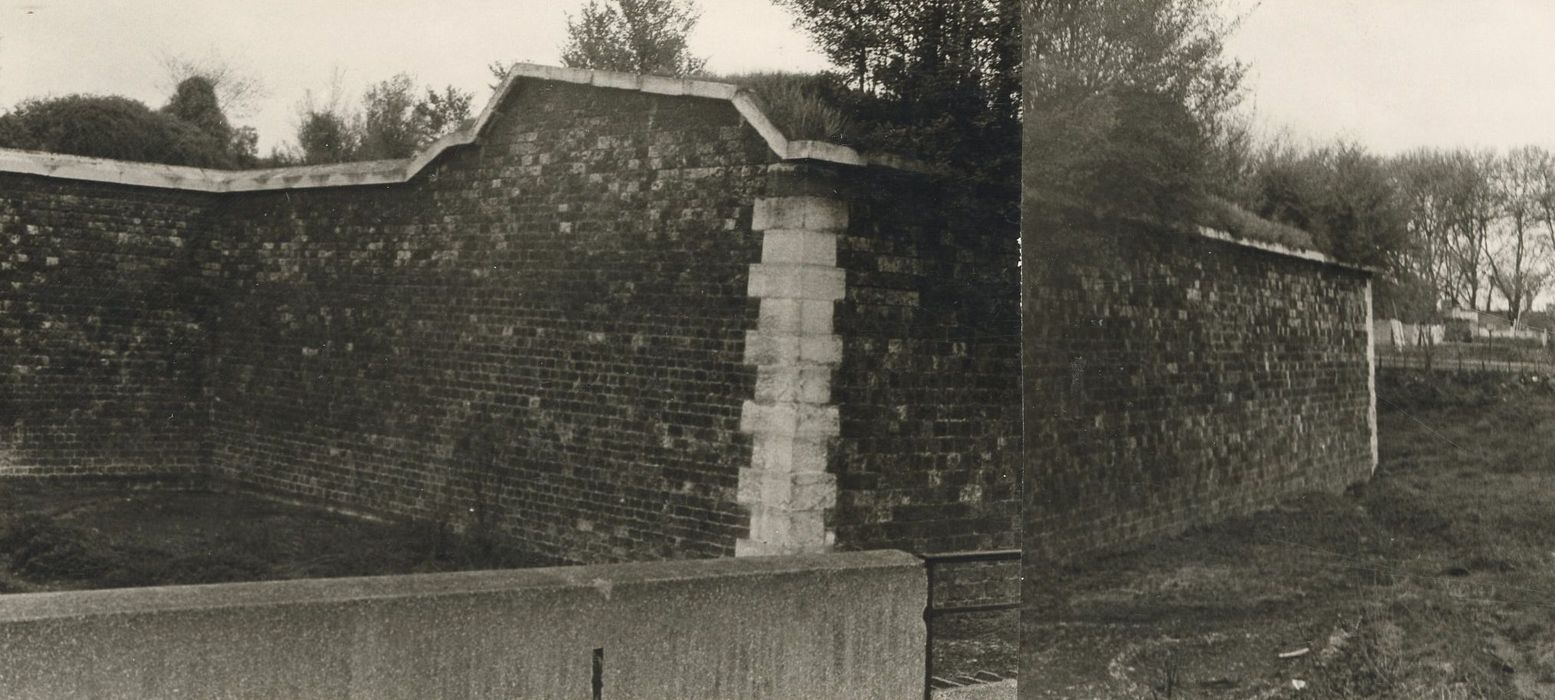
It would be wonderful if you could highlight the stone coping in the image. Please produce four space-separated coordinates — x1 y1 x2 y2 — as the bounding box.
0 549 921 622
1195 226 1379 275
0 63 931 193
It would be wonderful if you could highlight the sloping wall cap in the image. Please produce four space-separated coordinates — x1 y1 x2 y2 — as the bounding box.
0 63 929 193
1196 226 1379 275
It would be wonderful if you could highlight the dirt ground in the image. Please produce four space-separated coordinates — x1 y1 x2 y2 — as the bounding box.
936 610 1020 681
1023 369 1555 699
0 479 1012 682
0 482 556 594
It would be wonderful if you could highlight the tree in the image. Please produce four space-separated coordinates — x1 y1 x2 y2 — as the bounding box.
1486 146 1553 321
358 74 423 160
296 110 357 165
1392 149 1461 310
162 76 234 151
291 73 473 164
1025 0 1245 225
777 0 1020 185
0 94 235 168
159 51 267 121
559 0 707 76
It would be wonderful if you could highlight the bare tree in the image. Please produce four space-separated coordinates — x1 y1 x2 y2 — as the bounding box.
1485 147 1551 322
158 50 267 121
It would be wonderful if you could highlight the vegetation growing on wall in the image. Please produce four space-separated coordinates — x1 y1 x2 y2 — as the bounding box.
778 0 1019 188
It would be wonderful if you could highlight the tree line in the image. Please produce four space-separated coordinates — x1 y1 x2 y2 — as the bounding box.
19 0 1490 322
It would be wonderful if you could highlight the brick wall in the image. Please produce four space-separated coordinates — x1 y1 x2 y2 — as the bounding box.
200 80 775 563
830 169 1022 557
1023 218 1375 563
0 70 1025 571
0 174 214 477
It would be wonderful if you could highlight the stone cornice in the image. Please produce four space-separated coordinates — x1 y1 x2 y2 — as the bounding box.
0 63 930 193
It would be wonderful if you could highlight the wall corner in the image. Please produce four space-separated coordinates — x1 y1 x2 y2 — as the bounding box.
735 166 848 556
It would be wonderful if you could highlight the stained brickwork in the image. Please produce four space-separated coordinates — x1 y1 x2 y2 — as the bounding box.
199 80 775 563
0 72 1024 570
1023 219 1374 563
0 175 214 477
829 168 1023 556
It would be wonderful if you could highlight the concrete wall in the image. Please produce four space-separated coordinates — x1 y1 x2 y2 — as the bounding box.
0 550 926 699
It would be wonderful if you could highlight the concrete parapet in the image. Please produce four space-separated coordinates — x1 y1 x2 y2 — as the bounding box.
0 551 926 699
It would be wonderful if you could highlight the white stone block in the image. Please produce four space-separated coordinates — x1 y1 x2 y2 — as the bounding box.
761 230 837 266
741 400 797 435
743 330 800 364
752 197 849 232
589 71 642 91
755 365 833 404
748 263 845 301
789 472 837 511
799 335 843 364
757 299 835 335
785 140 865 166
758 299 805 334
796 404 840 436
639 74 690 96
750 434 829 474
796 365 832 403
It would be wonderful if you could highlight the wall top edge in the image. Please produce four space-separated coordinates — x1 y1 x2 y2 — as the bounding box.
1195 226 1379 275
0 549 921 622
0 63 931 193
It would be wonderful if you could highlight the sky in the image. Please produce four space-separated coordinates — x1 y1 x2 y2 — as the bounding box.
1220 0 1555 156
0 0 831 153
3 2 1555 157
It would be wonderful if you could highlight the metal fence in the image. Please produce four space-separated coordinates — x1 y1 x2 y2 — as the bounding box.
919 549 1020 698
1377 336 1555 374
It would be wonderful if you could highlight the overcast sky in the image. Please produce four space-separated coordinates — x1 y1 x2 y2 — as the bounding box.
0 0 831 153
1221 0 1555 155
3 2 1554 157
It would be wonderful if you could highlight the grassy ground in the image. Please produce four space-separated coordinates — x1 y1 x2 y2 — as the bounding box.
1024 369 1555 699
0 483 556 594
935 610 1019 681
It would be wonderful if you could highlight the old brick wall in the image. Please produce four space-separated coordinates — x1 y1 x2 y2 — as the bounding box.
0 73 1029 576
826 168 1022 606
0 174 214 477
830 171 1021 554
1023 219 1374 563
199 80 777 563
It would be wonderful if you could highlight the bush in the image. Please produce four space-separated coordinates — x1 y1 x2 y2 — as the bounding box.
716 72 855 143
0 94 237 168
1201 196 1318 251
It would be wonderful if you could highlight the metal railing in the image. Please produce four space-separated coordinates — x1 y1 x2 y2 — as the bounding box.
1377 335 1555 374
918 548 1021 698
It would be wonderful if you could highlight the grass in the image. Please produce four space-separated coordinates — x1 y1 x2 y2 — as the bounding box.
0 483 556 594
1200 196 1319 252
1024 368 1555 698
711 71 856 144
